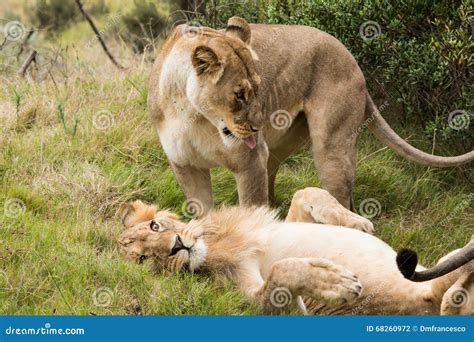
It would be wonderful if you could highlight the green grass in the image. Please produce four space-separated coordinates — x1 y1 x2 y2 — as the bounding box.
0 16 473 315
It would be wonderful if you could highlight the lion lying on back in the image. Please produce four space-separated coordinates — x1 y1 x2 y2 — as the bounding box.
118 188 473 315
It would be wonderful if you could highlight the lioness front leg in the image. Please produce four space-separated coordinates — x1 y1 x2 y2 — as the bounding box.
170 162 213 217
286 187 374 233
238 258 362 313
234 143 269 206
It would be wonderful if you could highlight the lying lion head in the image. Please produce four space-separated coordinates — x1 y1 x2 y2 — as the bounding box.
187 17 263 149
117 201 206 271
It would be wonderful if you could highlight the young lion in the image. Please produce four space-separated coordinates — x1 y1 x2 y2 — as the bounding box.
118 188 473 315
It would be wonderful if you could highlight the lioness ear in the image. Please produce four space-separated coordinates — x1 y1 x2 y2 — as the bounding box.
118 200 157 229
225 16 251 45
192 46 224 80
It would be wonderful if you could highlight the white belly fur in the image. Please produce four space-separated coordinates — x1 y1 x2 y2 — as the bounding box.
259 223 431 311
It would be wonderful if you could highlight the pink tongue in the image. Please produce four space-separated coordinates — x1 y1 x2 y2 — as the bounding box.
242 135 257 149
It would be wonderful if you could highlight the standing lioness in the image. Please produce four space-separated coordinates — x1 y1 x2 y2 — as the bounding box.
148 17 473 211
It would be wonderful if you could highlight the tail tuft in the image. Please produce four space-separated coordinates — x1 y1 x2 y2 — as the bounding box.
396 248 418 279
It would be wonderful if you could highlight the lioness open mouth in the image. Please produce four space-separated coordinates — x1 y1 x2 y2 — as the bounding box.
222 127 257 149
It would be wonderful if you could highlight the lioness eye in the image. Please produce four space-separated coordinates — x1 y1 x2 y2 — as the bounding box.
150 220 160 232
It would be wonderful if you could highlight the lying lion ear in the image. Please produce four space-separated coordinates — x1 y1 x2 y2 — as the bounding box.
225 16 251 45
192 46 223 80
118 200 157 229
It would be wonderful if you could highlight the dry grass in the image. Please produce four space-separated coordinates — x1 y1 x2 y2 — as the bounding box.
0 4 472 315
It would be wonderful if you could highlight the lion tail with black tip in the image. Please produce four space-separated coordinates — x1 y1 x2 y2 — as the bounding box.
396 238 474 282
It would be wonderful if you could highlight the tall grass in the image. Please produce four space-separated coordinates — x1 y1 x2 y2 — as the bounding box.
0 7 472 315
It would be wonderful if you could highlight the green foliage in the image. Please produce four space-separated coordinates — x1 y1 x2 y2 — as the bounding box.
31 0 108 31
122 0 167 53
33 0 78 30
199 0 473 153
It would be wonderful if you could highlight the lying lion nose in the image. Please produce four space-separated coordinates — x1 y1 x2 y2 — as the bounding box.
169 235 189 256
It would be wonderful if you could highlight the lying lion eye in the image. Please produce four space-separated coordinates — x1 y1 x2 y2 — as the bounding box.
150 220 160 232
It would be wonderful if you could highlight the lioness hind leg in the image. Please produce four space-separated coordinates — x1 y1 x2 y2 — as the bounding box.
304 83 366 209
256 257 362 313
286 187 374 233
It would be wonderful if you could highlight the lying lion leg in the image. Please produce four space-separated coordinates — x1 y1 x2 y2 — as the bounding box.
170 162 213 217
286 187 374 233
238 257 362 313
430 246 474 304
440 272 474 315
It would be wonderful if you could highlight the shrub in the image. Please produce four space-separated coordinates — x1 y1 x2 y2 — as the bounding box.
198 0 473 153
122 0 167 53
32 0 108 31
33 0 78 30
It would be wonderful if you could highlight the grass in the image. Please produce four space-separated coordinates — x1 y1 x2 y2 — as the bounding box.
0 6 473 315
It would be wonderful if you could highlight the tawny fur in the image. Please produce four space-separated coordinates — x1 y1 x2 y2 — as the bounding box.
147 17 474 212
118 188 473 315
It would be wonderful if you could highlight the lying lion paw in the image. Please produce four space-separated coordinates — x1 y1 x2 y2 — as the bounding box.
268 258 362 308
308 259 363 306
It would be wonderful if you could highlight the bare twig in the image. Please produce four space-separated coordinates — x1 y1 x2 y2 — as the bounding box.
0 36 7 50
18 50 37 77
75 0 125 69
16 29 35 60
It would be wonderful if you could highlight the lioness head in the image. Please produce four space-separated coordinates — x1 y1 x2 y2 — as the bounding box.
188 17 263 149
117 201 206 271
